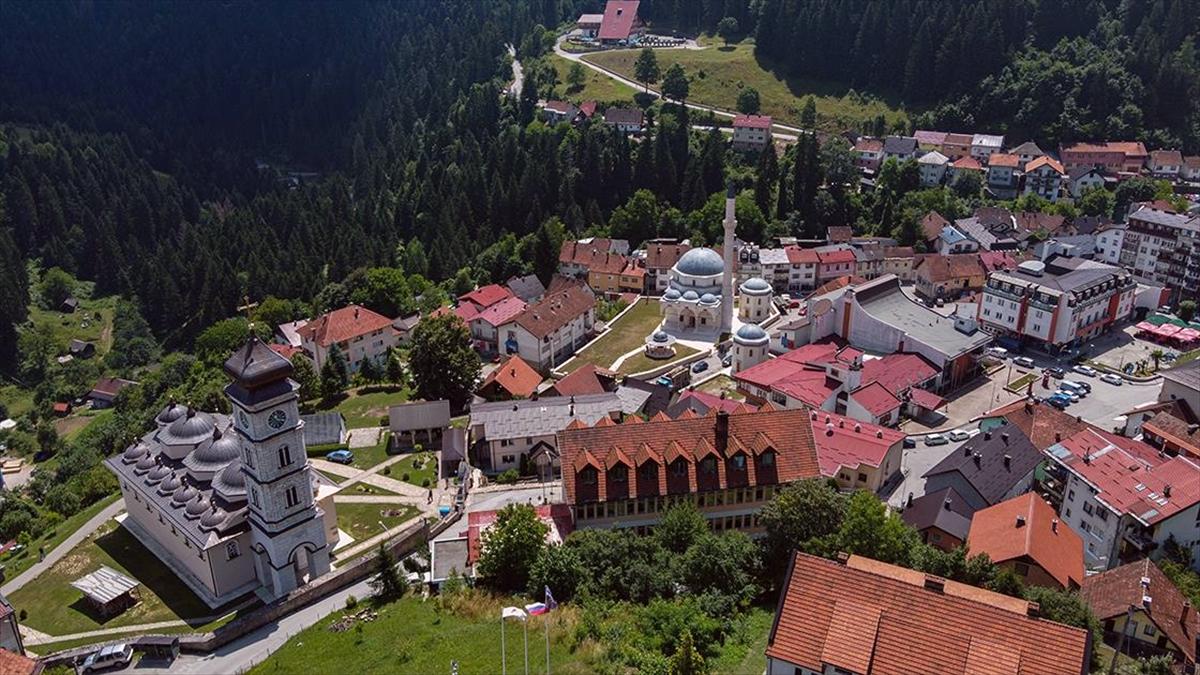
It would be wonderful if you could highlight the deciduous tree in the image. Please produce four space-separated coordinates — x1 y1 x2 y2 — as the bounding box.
408 313 480 411
477 504 549 592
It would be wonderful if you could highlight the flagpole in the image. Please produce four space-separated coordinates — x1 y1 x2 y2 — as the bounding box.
545 614 551 675
501 616 507 675
523 618 530 675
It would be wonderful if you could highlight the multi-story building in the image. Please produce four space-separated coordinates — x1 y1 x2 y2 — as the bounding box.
811 409 904 493
917 151 950 186
978 257 1135 352
559 406 820 534
814 246 856 283
732 115 772 152
970 133 1004 161
1043 428 1200 570
783 246 819 292
1009 140 1046 169
1149 149 1184 179
298 304 398 373
914 253 985 301
756 247 792 292
558 237 630 278
853 137 883 173
881 246 916 281
1121 204 1200 302
469 392 623 474
1022 156 1066 202
882 135 918 162
640 240 690 295
913 129 947 152
1060 141 1149 176
941 132 974 161
497 283 596 371
985 153 1020 198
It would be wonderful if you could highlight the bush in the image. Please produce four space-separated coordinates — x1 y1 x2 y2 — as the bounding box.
401 472 410 481
379 416 389 426
421 478 430 488
383 466 391 475
412 458 421 469
345 594 358 610
495 469 519 484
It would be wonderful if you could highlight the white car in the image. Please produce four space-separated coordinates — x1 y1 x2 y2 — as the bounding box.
1054 389 1080 402
1072 364 1098 377
986 347 1009 360
81 644 134 673
1100 373 1123 386
1013 356 1035 369
947 429 971 442
924 433 949 446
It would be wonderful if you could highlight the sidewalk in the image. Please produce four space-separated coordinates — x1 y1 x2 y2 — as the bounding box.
1 499 125 595
311 455 424 498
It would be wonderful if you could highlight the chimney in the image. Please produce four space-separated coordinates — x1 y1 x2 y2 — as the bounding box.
1183 601 1192 624
1051 519 1058 533
984 430 992 441
944 498 953 511
715 410 730 454
1001 432 1010 445
854 423 862 433
1003 454 1012 469
835 551 850 565
964 444 972 456
1055 432 1062 443
906 493 914 507
923 575 946 593
839 419 845 428
354 307 360 319
1026 602 1041 618
1015 515 1027 528
875 430 883 438
512 403 519 411
973 453 982 467
1165 485 1172 498
826 422 834 436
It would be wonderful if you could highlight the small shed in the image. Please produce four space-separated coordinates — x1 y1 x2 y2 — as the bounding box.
60 296 79 314
389 400 451 449
71 566 140 618
300 412 347 447
136 635 180 661
69 340 96 359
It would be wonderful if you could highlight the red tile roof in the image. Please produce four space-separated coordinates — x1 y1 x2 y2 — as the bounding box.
816 248 855 264
671 389 746 416
967 493 1084 590
988 153 1020 168
1143 411 1200 456
809 276 866 296
767 553 1091 675
459 284 514 309
578 100 598 118
1048 428 1200 525
466 504 574 565
298 305 394 348
558 407 819 504
598 0 640 40
509 285 595 339
951 155 983 170
921 211 950 241
1025 155 1065 174
268 343 301 360
784 246 820 264
480 356 542 398
908 387 946 411
643 242 690 269
943 132 974 146
917 253 983 283
734 342 843 407
547 364 617 397
733 114 772 130
977 250 1018 273
860 352 939 397
849 381 901 416
827 226 853 243
0 649 40 675
1081 558 1200 662
854 137 883 153
1063 141 1148 157
90 376 136 398
810 409 903 477
52 402 70 414
473 295 527 327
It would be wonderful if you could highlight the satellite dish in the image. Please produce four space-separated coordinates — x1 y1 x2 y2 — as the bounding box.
813 298 833 317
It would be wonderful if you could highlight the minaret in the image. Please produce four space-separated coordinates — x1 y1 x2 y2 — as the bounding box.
721 182 737 334
223 336 331 598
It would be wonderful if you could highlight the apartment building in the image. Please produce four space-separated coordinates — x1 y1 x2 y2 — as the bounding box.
1121 204 1200 302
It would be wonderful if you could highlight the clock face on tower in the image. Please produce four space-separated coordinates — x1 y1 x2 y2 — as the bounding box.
267 410 288 430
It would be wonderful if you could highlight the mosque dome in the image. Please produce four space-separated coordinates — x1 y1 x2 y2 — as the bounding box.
651 331 670 344
734 323 770 345
187 427 241 474
675 248 725 277
740 277 772 295
699 293 719 306
165 409 215 445
156 402 186 426
663 288 682 301
212 461 247 500
200 507 228 530
681 290 700 302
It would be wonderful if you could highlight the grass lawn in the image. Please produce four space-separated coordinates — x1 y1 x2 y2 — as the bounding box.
339 482 400 498
351 431 392 470
390 451 437 488
8 520 248 636
0 384 34 419
549 54 639 104
695 373 745 400
1005 372 1038 393
309 386 409 429
27 296 117 357
561 300 663 373
250 594 588 675
583 36 907 132
334 503 419 543
0 494 120 581
708 605 774 675
54 407 113 442
617 344 701 376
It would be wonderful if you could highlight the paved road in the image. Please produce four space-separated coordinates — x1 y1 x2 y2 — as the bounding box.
553 35 808 136
1 499 124 595
506 43 523 98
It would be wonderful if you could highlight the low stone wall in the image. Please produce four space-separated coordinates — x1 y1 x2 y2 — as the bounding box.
42 515 457 668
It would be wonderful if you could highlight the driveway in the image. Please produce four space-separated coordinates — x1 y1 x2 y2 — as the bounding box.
886 435 973 509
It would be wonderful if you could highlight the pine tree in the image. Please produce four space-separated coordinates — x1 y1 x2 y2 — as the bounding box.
668 630 706 675
633 48 660 92
290 354 321 401
755 147 779 219
369 543 405 602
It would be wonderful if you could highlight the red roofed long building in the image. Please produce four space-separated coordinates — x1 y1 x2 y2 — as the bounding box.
1043 427 1200 570
298 304 397 373
558 406 819 534
597 0 642 43
766 553 1092 675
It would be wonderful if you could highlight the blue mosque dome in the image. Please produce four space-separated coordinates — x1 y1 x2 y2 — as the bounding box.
699 293 719 305
734 323 769 344
663 288 681 301
740 277 772 295
681 290 700 302
675 248 725 277
651 331 670 343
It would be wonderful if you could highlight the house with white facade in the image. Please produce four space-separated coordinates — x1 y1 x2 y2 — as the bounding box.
298 305 398 373
1022 156 1066 202
1149 149 1184 179
731 115 772 152
497 283 596 372
1068 166 1108 199
1122 204 1200 302
970 133 1004 162
469 393 623 474
978 258 1135 353
917 151 950 187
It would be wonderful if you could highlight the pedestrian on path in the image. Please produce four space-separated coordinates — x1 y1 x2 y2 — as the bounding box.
427 488 433 504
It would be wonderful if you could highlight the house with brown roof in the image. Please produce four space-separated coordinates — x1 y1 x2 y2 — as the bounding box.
603 106 644 134
967 492 1084 590
853 137 884 172
1082 558 1200 666
914 253 985 302
1022 156 1067 202
920 211 950 246
977 397 1094 451
543 364 619 398
1149 149 1185 179
641 240 691 295
1141 411 1200 459
87 377 138 409
1060 141 1149 176
732 115 773 152
496 284 596 372
298 304 398 373
559 406 820 534
558 237 630 278
477 355 543 401
901 487 973 551
765 552 1092 675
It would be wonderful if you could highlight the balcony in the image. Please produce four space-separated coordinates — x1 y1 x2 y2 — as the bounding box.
1123 527 1155 551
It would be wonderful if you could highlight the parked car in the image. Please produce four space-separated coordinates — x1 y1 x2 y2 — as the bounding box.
986 347 1009 359
1100 373 1124 386
947 429 971 442
903 437 916 449
1013 356 1035 369
1046 396 1070 410
691 361 710 374
1072 364 1098 377
325 449 355 464
1062 380 1090 394
722 354 732 367
924 434 949 446
1045 366 1065 379
81 644 134 673
1054 389 1080 402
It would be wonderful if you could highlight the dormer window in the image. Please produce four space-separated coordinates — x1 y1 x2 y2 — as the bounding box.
761 451 776 467
671 460 687 477
581 467 597 485
700 457 717 475
611 465 628 483
731 454 746 470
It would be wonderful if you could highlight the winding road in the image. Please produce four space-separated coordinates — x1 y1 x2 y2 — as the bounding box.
553 35 808 136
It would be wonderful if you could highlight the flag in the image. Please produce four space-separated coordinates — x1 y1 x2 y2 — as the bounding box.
502 606 527 621
525 602 547 616
544 585 557 611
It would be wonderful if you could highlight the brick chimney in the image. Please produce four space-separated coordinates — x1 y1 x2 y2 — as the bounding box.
715 410 730 455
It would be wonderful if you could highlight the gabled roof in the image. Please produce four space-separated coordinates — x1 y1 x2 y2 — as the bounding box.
505 274 546 302
1150 149 1184 165
1010 141 1045 157
507 285 595 339
882 135 917 155
459 284 514 309
767 553 1091 675
604 107 644 126
901 487 974 540
913 129 947 146
849 381 902 416
666 389 745 418
1025 156 1065 175
546 364 618 397
1143 411 1200 455
1081 559 1200 661
860 352 939 397
479 355 542 398
1061 141 1148 157
784 245 821 264
921 211 950 241
982 398 1094 450
916 253 983 282
598 0 640 40
472 392 621 440
298 304 394 348
473 295 528 328
733 114 772 130
923 422 1042 506
1161 359 1200 393
966 493 1084 589
810 409 903 477
987 153 1019 169
854 137 884 153
0 648 40 675
950 155 983 171
643 242 690 269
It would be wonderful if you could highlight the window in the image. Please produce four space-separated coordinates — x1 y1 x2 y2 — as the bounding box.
857 473 868 483
501 454 515 464
671 461 687 477
611 465 627 483
1014 561 1031 576
226 541 241 560
251 487 261 508
1068 489 1075 502
285 485 300 508
581 468 597 485
1143 623 1157 637
700 457 717 475
732 455 746 470
244 448 255 469
1083 502 1093 515
277 445 292 469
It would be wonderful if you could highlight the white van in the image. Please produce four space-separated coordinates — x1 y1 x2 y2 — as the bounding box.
985 347 1009 359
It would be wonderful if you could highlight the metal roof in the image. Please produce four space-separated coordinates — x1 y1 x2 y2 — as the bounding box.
470 392 623 440
72 565 139 604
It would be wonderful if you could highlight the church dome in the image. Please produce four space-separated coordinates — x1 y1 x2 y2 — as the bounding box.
699 293 719 306
156 402 186 426
663 288 682 301
734 323 770 345
185 495 210 517
201 506 228 530
122 442 149 464
212 461 247 501
186 427 241 475
134 453 158 473
740 277 772 295
681 290 700 302
165 409 215 446
675 248 725 277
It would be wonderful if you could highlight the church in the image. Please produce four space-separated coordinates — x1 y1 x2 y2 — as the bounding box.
105 337 338 608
